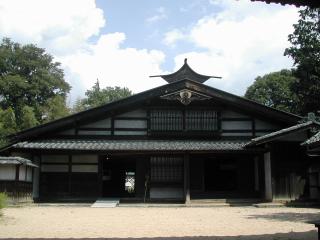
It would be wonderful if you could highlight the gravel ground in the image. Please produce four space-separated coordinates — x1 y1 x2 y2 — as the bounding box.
0 206 319 239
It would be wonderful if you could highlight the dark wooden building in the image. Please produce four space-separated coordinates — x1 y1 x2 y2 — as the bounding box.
1 59 319 203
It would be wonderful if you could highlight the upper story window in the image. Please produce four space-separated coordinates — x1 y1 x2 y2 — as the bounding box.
150 108 218 132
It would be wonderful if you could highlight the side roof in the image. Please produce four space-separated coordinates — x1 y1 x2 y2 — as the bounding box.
9 79 301 143
245 121 318 147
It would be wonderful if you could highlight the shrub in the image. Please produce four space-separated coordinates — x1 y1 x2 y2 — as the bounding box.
0 192 8 210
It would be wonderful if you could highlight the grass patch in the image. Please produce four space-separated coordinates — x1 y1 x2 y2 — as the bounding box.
0 192 8 215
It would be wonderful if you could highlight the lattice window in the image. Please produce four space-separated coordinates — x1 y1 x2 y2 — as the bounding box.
150 157 183 183
150 109 183 131
185 110 217 131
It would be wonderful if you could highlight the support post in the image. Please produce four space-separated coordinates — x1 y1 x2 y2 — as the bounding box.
32 156 40 201
184 154 190 204
254 156 259 192
264 152 272 202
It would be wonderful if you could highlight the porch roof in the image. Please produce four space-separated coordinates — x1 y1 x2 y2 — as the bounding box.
301 131 320 148
0 156 38 167
245 121 318 147
12 139 248 152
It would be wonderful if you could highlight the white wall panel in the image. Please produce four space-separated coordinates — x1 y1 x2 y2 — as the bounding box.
19 165 26 181
150 187 184 199
41 165 68 172
42 155 69 163
72 155 98 163
221 121 252 130
78 130 111 135
114 131 147 135
114 119 147 129
26 167 33 182
72 165 98 173
0 165 16 180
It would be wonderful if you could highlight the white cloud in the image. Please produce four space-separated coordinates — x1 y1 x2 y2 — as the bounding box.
0 0 166 103
163 29 185 47
146 7 167 23
59 33 166 100
0 0 105 55
166 0 299 95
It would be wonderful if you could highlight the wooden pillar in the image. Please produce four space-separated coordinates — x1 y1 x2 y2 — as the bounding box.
264 152 272 201
184 154 190 204
254 156 259 192
32 156 40 200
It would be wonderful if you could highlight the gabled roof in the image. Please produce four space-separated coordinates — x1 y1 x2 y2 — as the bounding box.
246 121 318 147
301 131 320 148
12 139 248 152
8 79 301 144
250 0 319 7
0 156 38 167
150 59 221 84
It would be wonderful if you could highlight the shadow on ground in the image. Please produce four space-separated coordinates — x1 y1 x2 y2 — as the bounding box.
0 230 318 240
247 212 320 223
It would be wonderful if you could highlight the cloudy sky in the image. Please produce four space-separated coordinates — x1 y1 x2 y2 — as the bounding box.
0 0 300 104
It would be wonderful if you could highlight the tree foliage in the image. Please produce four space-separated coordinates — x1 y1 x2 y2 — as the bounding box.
245 70 299 113
0 38 71 125
0 38 71 146
284 7 320 114
73 80 132 112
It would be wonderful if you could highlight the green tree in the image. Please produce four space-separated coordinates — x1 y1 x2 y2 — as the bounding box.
245 70 298 113
41 95 70 122
0 108 17 147
284 7 320 114
0 38 71 125
20 106 39 130
73 80 132 112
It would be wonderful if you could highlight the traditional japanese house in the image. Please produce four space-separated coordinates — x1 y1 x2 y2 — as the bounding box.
1 59 319 204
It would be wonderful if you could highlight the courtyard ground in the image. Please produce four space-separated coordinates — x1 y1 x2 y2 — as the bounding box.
0 205 319 239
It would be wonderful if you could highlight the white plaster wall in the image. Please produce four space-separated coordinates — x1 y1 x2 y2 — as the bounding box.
114 119 147 128
26 167 33 182
221 121 252 130
78 130 111 135
72 165 98 173
72 155 98 163
0 165 16 180
114 131 147 135
150 187 184 199
19 165 26 181
42 155 69 163
41 165 68 172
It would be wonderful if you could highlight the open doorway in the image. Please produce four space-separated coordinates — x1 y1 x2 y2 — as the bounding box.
101 157 136 198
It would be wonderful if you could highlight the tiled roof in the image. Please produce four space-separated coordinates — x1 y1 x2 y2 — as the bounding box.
246 121 317 147
302 131 320 147
0 156 38 167
13 139 248 151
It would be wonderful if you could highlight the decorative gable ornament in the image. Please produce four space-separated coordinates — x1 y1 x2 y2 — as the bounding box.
160 89 212 105
150 58 221 84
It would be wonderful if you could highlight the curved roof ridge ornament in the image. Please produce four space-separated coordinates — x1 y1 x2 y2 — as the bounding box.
150 58 222 84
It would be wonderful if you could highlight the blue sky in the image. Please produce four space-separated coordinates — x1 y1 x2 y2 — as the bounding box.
0 0 301 104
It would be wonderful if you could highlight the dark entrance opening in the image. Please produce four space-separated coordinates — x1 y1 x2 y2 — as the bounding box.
204 158 237 191
101 156 136 198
